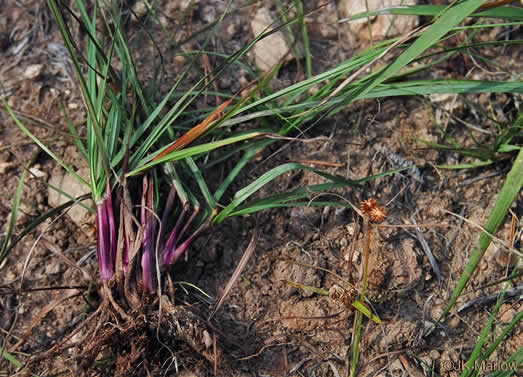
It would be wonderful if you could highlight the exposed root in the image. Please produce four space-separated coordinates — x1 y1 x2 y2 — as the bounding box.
161 296 221 365
23 290 223 376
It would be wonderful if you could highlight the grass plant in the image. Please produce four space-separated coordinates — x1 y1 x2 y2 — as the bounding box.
0 0 522 374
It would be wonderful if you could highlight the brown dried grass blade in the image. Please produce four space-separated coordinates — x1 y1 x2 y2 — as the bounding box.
11 288 81 352
41 239 92 282
153 98 234 162
208 228 260 320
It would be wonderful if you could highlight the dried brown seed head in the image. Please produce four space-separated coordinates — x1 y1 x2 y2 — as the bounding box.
360 198 387 222
329 284 357 307
360 198 377 214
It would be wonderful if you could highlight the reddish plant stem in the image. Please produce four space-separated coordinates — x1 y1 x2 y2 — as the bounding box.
164 219 210 265
105 180 117 267
96 199 114 282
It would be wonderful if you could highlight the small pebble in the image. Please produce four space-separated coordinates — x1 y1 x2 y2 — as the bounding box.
6 269 17 281
24 64 43 80
202 330 212 348
308 84 320 95
0 162 14 174
179 0 198 11
200 5 216 23
35 192 45 204
448 316 460 328
219 76 231 89
29 166 47 179
430 307 444 321
132 1 148 18
45 262 61 275
174 55 186 66
226 22 237 38
499 306 516 323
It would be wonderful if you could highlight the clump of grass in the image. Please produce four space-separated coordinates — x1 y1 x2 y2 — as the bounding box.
1 0 522 374
1 0 367 371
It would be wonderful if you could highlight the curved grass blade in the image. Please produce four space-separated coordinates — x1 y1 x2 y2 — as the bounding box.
458 266 520 377
352 300 382 324
0 167 27 264
1 194 91 264
0 349 40 377
213 162 346 223
152 98 234 163
1 97 88 186
338 4 523 22
213 141 270 202
127 131 263 176
184 157 217 211
338 0 490 110
442 123 523 318
216 164 413 222
283 281 381 323
226 183 351 218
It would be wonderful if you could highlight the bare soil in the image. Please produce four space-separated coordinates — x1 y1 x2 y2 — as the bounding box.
1 1 521 376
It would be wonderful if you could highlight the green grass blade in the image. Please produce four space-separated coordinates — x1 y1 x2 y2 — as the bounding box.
483 308 523 363
227 182 351 217
296 0 312 78
350 312 364 377
213 140 273 201
163 163 189 206
363 80 523 98
59 102 87 159
1 97 88 186
352 300 382 324
346 0 489 104
443 124 523 318
0 166 27 264
489 348 522 377
339 4 523 21
229 44 388 118
458 269 520 377
213 162 337 223
127 132 263 176
48 0 112 200
213 162 402 224
229 201 350 216
109 10 151 114
1 194 91 261
0 349 40 377
221 165 413 219
184 157 217 211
